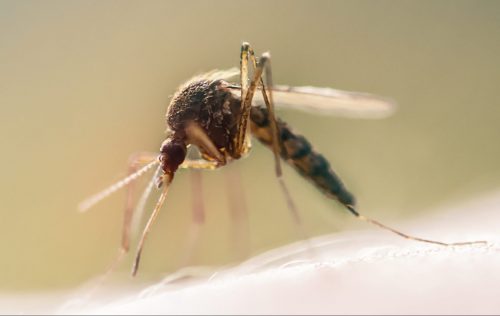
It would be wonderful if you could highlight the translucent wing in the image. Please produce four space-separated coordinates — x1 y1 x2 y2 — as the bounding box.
197 68 396 119
229 84 397 119
183 67 240 87
202 67 240 81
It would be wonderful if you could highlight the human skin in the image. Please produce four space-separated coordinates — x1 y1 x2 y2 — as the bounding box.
1 191 498 315
71 191 499 315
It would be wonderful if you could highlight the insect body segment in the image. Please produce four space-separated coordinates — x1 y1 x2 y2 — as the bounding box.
165 79 242 164
250 105 355 207
80 42 487 278
130 45 277 275
250 105 487 247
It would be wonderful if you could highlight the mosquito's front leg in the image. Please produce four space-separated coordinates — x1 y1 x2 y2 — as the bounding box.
133 124 226 276
246 48 307 241
80 152 159 279
122 152 159 253
132 172 172 276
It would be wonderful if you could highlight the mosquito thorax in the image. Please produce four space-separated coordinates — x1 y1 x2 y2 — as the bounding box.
159 138 187 175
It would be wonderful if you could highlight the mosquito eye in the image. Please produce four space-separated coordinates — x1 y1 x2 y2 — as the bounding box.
160 140 186 173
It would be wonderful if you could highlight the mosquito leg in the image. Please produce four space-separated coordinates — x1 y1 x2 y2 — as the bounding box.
232 46 311 249
95 152 158 279
76 153 158 294
233 42 255 158
248 50 282 177
174 123 226 269
179 159 219 170
131 158 220 276
240 42 250 103
225 165 251 261
178 170 206 268
248 51 310 243
132 173 173 277
178 157 221 267
179 162 251 266
345 205 487 247
130 165 162 242
182 159 253 263
122 152 159 254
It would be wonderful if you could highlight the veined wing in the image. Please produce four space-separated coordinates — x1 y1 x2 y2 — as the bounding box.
229 84 397 119
184 67 240 86
204 67 396 118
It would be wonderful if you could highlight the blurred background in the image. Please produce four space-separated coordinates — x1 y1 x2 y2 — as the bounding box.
1 0 499 291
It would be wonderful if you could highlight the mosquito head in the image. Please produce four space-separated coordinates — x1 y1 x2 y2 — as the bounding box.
159 137 186 181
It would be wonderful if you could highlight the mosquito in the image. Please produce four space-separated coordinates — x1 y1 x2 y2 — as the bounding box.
79 42 486 277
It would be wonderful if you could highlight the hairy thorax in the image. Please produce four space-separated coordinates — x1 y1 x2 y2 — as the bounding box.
166 79 242 158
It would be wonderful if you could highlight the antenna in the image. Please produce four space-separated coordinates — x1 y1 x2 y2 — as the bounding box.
78 160 159 213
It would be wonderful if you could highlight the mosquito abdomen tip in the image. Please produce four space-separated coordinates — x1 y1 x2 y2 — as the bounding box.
339 190 356 208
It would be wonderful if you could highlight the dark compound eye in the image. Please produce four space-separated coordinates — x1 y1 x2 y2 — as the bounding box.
160 139 186 173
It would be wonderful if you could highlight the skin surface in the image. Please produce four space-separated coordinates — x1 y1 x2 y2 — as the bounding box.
1 190 494 315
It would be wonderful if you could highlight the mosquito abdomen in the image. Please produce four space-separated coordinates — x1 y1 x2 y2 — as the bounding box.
250 105 355 206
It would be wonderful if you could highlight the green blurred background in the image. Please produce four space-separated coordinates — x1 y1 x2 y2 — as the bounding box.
1 0 499 291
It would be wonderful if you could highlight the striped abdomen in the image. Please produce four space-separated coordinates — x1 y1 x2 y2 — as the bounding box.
249 105 355 206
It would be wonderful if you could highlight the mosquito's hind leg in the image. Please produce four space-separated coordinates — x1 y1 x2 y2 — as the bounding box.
344 205 487 247
246 50 309 241
247 50 282 177
235 45 312 247
239 46 294 224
